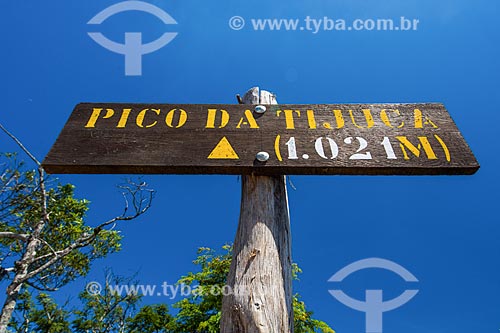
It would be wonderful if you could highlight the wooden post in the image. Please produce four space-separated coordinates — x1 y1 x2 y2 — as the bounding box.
221 87 293 332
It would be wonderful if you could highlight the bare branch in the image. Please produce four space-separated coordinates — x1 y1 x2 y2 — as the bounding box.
26 212 151 281
0 124 41 167
35 237 59 261
15 179 154 291
0 232 29 242
37 169 49 229
0 267 14 280
24 280 59 292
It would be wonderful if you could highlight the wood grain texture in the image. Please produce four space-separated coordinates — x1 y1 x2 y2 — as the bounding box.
42 102 479 175
221 87 293 332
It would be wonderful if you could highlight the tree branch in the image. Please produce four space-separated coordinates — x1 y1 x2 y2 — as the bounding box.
0 267 14 280
26 184 153 281
0 123 41 167
24 280 59 292
27 214 138 279
0 232 29 242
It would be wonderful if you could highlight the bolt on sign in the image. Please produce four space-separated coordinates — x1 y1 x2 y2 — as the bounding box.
42 103 479 175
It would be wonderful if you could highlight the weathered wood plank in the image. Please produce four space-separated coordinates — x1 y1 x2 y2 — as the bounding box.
221 87 293 332
42 103 479 175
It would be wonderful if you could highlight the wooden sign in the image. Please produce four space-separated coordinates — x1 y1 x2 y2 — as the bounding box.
42 103 479 175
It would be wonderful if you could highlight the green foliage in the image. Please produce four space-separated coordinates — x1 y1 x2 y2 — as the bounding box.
171 245 232 332
127 304 175 333
2 150 332 332
293 295 335 333
29 294 71 333
171 245 334 333
10 246 334 333
8 289 34 332
0 152 122 290
32 183 121 288
2 151 329 333
1 150 153 333
72 272 142 333
9 290 70 333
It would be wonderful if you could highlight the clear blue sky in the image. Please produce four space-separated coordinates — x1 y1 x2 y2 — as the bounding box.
1 0 499 332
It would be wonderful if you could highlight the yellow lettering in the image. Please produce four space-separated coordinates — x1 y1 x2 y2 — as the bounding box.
349 109 374 128
380 109 404 128
165 108 187 128
396 136 438 160
414 109 422 128
414 109 438 128
236 110 259 129
117 109 132 128
206 109 229 128
434 134 451 162
85 108 114 128
333 110 345 129
276 110 300 129
136 108 160 128
306 110 317 129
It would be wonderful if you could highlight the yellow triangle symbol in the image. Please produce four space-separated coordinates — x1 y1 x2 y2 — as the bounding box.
208 137 239 159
